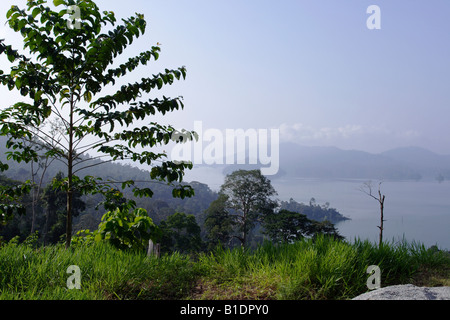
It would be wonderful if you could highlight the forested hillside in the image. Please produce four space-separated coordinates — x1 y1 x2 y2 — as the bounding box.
0 133 218 242
1 134 348 247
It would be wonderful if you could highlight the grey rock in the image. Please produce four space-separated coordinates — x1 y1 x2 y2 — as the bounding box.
352 284 450 300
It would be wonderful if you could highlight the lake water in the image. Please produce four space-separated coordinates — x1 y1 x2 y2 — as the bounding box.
185 168 450 250
271 178 450 250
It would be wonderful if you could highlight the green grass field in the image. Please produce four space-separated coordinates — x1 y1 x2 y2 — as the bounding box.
0 236 448 300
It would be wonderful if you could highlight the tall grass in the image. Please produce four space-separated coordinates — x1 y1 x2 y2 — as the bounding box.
196 236 450 300
0 236 448 300
0 241 199 300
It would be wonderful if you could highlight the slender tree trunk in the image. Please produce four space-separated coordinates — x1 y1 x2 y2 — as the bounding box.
43 206 49 245
242 223 246 249
30 160 37 234
65 175 73 249
378 191 385 247
241 208 248 249
65 90 75 249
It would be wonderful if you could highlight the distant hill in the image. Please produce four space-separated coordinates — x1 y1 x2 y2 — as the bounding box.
380 146 450 179
221 142 450 181
276 143 423 180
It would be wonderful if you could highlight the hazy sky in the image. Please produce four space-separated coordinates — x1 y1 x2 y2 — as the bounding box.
1 0 450 154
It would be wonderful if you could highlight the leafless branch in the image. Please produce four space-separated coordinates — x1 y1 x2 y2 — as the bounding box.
359 180 386 247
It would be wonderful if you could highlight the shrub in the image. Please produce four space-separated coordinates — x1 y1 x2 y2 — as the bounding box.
72 207 160 251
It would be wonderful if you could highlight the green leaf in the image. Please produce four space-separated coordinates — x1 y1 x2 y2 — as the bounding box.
7 52 16 63
84 91 93 103
18 19 27 31
34 90 43 102
15 78 22 89
6 6 17 19
53 0 66 7
32 8 40 19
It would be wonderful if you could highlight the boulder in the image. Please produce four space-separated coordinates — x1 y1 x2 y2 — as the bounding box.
352 284 450 300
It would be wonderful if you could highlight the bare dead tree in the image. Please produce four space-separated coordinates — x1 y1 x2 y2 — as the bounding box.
359 181 386 247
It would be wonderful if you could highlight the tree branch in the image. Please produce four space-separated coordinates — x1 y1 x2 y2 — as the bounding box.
72 158 116 175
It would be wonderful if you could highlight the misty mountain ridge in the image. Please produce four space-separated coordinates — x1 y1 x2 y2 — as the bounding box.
222 143 450 181
380 146 450 173
2 134 450 183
